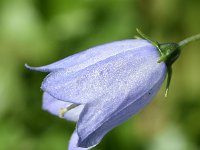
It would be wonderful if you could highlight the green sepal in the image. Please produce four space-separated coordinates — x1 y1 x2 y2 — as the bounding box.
157 55 167 63
136 28 164 55
165 66 172 97
134 35 142 39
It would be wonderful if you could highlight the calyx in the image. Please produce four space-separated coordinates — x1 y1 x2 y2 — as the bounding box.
136 29 200 96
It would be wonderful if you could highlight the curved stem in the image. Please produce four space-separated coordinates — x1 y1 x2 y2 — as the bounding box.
178 33 200 48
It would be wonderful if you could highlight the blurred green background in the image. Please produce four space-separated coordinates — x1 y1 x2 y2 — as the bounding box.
0 0 200 149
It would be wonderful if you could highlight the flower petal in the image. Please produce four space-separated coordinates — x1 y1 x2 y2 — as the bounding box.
77 71 165 147
42 45 162 104
68 130 90 150
25 39 151 72
42 92 84 122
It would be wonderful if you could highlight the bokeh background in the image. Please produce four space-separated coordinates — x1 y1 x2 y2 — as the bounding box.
0 0 200 149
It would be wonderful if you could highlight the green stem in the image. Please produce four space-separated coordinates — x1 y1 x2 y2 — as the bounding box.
178 33 200 48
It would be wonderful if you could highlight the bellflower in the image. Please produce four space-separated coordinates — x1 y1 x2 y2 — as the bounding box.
26 29 200 149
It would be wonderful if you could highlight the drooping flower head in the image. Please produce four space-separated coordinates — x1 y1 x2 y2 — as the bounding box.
26 29 200 149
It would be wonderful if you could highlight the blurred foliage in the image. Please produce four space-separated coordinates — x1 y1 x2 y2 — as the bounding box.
0 0 200 150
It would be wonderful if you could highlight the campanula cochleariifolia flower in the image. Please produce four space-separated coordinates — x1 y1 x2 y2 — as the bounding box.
26 29 200 149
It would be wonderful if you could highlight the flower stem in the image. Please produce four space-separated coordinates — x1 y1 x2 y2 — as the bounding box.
178 33 200 48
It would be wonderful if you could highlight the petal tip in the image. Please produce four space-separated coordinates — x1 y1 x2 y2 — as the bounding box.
25 63 41 71
25 63 52 72
69 131 91 150
25 63 32 69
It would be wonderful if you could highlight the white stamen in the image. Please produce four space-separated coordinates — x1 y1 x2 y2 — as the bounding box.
59 104 79 118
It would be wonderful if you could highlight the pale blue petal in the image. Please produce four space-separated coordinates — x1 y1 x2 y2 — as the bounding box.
77 69 166 147
68 130 90 150
42 45 161 104
77 93 128 147
25 39 151 72
42 92 84 122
